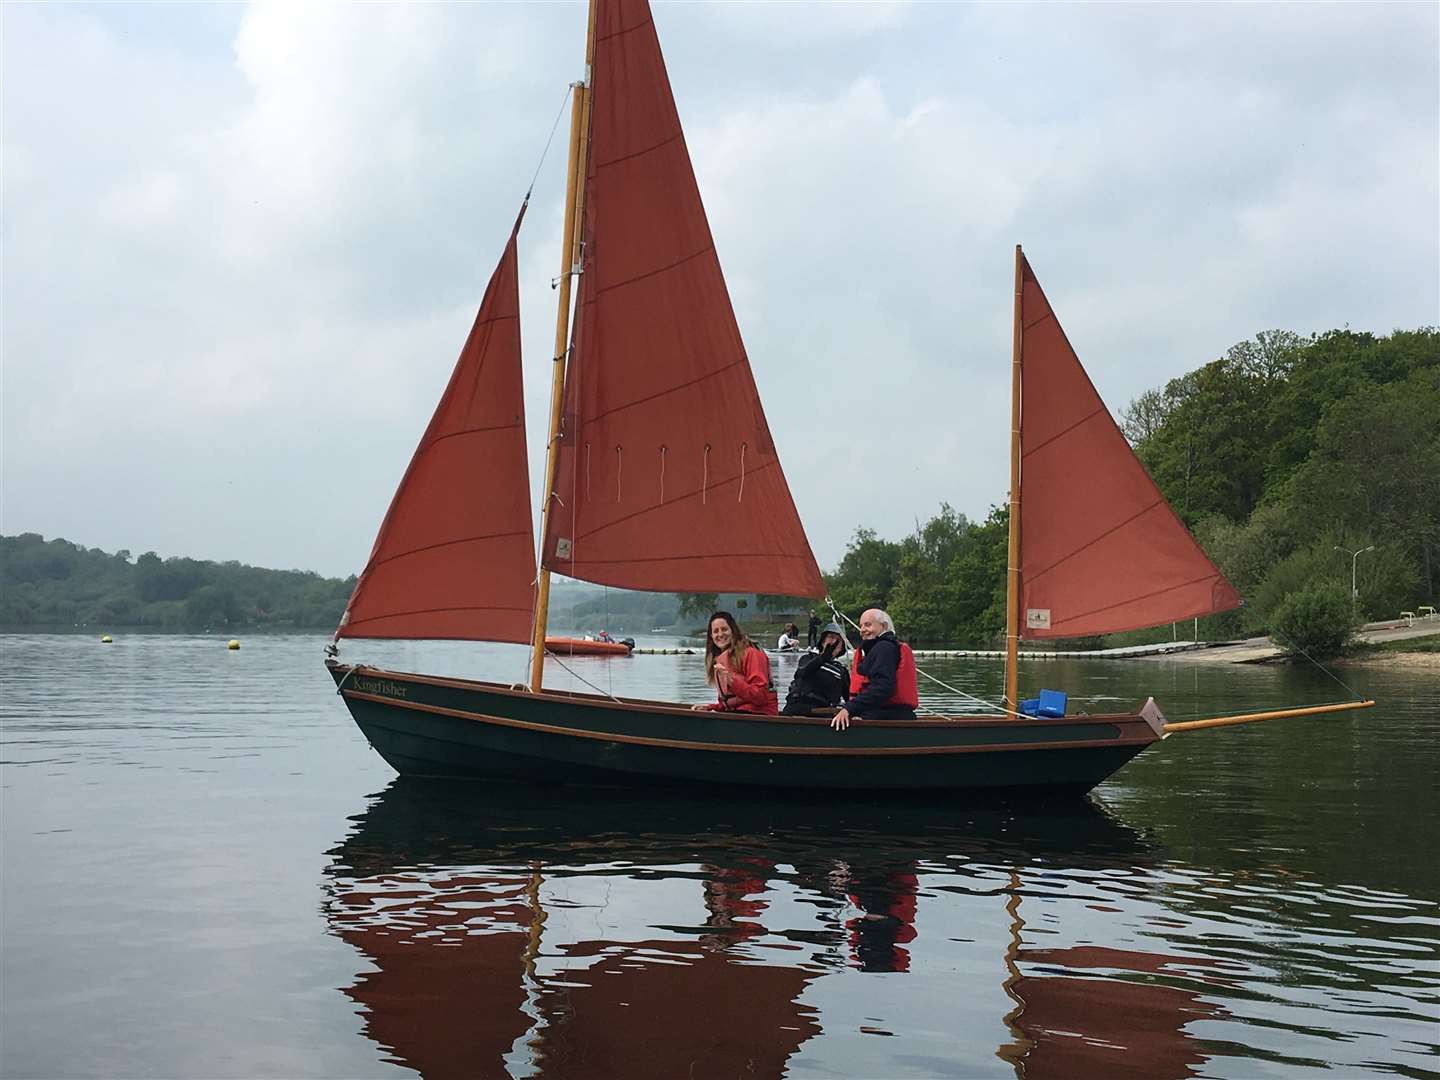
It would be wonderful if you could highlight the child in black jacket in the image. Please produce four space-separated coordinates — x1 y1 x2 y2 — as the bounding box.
782 622 849 716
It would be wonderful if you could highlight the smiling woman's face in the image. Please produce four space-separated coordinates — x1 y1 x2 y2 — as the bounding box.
709 618 733 650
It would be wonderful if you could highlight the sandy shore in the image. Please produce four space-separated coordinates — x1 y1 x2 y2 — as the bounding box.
1142 622 1438 666
1336 651 1440 670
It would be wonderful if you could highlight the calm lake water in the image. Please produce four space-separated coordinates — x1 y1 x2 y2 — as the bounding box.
2 632 1436 1079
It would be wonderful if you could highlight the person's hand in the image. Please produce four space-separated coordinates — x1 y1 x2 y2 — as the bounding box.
692 703 711 711
831 708 851 731
714 666 732 693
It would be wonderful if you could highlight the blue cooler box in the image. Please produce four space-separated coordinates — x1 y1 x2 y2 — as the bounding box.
1020 689 1068 718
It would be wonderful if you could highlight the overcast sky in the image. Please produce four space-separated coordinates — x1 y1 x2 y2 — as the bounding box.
4 1 1436 580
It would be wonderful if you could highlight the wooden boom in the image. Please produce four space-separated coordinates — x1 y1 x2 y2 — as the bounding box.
1162 698 1376 733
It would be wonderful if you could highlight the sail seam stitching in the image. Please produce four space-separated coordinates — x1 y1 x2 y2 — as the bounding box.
564 551 814 567
1040 572 1226 629
1021 406 1106 459
344 603 534 627
579 355 745 427
466 312 519 328
595 15 654 46
423 421 525 451
362 530 533 573
591 242 714 299
593 130 683 171
1026 498 1165 581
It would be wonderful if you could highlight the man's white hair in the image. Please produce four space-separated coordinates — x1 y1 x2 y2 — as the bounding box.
867 608 894 632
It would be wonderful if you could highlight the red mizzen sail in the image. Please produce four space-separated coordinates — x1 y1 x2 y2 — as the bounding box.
1018 254 1241 639
540 0 825 599
338 210 536 643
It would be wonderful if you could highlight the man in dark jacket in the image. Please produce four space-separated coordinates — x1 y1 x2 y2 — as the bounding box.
832 609 918 730
806 610 821 648
782 622 849 715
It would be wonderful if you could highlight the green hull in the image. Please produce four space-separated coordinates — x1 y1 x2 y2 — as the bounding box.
327 662 1165 795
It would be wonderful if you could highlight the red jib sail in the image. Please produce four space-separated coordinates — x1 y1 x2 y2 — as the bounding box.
540 0 825 599
338 209 536 642
1018 254 1241 639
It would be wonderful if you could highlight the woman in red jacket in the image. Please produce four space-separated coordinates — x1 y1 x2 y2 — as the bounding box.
692 610 779 715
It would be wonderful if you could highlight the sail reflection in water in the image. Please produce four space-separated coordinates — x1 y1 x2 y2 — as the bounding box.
324 787 1260 1079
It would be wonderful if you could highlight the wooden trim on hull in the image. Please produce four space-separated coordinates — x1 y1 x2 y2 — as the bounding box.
335 663 1154 731
342 690 1152 757
329 663 1159 793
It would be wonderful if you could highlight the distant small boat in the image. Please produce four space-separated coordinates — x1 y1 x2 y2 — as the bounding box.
544 636 634 657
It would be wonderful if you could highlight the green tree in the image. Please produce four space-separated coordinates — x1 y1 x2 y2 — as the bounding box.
755 594 803 614
827 528 903 615
1 534 363 629
677 593 719 620
184 584 240 628
1269 581 1357 660
946 505 1009 647
1289 375 1439 602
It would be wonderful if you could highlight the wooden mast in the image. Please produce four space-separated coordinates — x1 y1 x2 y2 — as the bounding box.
1005 245 1023 713
530 0 597 692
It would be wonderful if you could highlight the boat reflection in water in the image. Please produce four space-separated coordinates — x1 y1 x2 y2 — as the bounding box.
324 785 1232 1079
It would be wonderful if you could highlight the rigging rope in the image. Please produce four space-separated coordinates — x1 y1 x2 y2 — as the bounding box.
1265 626 1369 701
1158 621 1371 723
525 84 575 202
546 648 625 703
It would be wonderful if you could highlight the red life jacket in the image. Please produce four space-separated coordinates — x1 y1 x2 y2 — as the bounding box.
849 637 920 708
713 645 779 714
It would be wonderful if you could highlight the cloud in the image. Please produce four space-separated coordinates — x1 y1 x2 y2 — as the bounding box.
3 1 1435 578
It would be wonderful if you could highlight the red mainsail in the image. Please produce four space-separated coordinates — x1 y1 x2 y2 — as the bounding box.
539 0 825 599
338 210 536 643
1018 254 1241 639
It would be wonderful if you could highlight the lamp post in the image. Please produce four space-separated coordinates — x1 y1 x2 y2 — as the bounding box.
1334 545 1375 606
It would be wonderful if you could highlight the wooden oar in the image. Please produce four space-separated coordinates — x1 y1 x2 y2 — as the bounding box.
1163 698 1376 733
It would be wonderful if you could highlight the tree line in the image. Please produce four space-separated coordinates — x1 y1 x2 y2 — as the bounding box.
6 326 1433 645
0 535 355 630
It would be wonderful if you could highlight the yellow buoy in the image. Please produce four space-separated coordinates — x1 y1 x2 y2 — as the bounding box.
228 639 241 650
100 635 113 643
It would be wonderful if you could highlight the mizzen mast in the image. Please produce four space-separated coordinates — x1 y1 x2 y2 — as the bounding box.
1005 244 1024 714
530 0 598 692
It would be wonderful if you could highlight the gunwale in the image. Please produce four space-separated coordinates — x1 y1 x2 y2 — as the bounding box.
334 663 1154 734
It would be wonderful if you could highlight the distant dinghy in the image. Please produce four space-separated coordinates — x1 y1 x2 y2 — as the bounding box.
544 636 634 657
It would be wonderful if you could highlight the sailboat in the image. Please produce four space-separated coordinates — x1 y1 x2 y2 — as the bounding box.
326 0 1372 793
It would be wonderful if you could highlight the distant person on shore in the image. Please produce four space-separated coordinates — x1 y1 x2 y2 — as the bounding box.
807 610 821 648
831 609 918 731
782 622 850 716
777 622 801 652
693 611 779 715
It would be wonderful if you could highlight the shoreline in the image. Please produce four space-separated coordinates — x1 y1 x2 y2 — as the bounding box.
1135 625 1438 667
1335 650 1440 670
